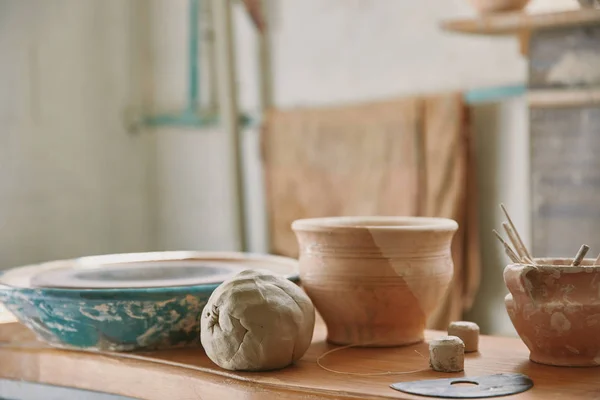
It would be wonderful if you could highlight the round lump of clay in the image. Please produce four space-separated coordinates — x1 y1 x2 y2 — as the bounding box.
200 269 316 371
429 335 465 372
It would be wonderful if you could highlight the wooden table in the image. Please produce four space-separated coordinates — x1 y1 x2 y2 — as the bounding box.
0 313 598 399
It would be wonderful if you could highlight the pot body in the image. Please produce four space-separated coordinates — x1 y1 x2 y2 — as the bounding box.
504 258 600 367
292 216 458 347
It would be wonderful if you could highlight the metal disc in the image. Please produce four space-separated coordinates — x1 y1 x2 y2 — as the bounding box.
390 373 533 399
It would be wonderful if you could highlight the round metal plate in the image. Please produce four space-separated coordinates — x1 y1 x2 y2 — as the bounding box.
29 260 248 289
390 373 533 399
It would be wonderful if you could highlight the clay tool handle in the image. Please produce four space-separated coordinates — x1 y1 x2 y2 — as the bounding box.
492 230 521 263
572 244 589 266
502 222 527 262
500 204 534 264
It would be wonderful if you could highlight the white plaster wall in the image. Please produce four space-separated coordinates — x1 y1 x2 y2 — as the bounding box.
269 0 575 106
0 0 156 268
138 0 576 334
146 0 248 252
467 98 531 335
0 0 578 336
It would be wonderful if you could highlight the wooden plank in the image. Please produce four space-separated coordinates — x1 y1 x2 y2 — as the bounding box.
1 316 600 399
440 9 600 36
528 87 600 107
530 106 600 258
529 25 600 89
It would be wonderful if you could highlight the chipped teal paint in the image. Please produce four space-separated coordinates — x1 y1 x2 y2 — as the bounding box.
0 280 305 352
142 111 254 129
139 0 255 129
464 83 526 104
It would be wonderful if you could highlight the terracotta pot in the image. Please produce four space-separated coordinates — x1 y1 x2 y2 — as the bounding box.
467 0 530 13
504 258 600 367
291 216 458 347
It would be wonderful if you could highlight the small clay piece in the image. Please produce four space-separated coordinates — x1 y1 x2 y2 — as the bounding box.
200 269 315 371
429 336 465 372
448 321 479 353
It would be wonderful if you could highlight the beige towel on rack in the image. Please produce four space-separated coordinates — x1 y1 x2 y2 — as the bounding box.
261 93 480 329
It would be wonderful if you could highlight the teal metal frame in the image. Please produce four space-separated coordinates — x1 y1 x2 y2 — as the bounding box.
464 84 526 104
142 0 252 129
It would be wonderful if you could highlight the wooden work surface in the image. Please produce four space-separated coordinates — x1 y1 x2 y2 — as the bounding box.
441 9 600 35
0 314 598 400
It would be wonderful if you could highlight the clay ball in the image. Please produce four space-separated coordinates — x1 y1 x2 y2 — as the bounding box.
200 269 315 371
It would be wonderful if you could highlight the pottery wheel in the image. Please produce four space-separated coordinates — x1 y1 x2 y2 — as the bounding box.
29 261 248 289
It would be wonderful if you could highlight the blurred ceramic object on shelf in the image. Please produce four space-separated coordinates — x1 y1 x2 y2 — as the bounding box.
467 0 530 14
292 216 458 347
504 258 600 367
577 0 600 8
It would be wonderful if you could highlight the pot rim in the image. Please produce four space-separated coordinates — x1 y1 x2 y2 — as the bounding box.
291 216 459 232
506 257 600 270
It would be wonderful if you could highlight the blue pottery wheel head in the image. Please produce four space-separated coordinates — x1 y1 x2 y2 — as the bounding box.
0 251 299 352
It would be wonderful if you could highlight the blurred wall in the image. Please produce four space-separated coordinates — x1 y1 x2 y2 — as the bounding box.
0 0 576 335
0 0 157 269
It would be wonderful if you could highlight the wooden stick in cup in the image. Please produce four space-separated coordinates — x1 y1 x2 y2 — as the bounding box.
571 244 589 267
502 222 527 262
594 253 600 266
492 230 521 263
500 203 535 265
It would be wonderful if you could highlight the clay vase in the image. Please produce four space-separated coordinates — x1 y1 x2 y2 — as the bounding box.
467 0 530 13
291 216 458 347
504 258 600 367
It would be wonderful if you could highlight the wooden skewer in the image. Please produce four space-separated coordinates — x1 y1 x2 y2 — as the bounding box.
504 244 522 264
523 256 535 265
492 229 521 263
502 222 527 262
571 244 589 267
594 253 600 266
500 203 535 265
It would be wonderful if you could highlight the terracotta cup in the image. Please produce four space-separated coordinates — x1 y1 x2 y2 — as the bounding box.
291 216 458 347
504 258 600 367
